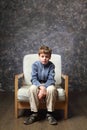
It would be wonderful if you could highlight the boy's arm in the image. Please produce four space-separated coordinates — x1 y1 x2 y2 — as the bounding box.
44 64 55 88
31 63 41 87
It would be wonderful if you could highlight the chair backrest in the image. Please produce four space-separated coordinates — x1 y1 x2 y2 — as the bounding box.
23 54 62 86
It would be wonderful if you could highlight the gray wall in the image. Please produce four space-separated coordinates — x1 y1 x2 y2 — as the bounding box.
0 0 87 91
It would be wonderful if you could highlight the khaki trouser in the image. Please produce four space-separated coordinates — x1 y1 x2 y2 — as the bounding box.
28 85 58 112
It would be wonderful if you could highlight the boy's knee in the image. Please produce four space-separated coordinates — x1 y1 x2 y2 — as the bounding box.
29 85 38 92
47 85 56 93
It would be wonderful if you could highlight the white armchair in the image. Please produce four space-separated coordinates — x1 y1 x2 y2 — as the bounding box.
15 54 68 119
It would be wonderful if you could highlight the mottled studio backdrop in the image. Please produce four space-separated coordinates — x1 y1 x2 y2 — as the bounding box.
0 0 87 91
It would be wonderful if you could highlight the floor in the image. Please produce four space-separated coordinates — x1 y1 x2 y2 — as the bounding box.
0 90 87 130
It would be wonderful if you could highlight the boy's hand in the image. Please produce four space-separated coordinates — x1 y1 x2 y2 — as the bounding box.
38 86 47 100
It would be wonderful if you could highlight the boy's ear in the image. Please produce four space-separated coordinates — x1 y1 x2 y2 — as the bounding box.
49 55 51 59
38 54 41 59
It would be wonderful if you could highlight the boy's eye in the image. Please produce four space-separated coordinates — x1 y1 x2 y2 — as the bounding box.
41 55 49 58
42 56 48 58
45 56 49 58
41 56 44 58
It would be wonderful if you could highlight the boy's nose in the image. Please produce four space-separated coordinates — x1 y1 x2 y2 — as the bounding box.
44 57 46 59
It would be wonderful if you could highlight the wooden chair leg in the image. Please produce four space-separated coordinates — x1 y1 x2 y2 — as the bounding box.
15 108 18 118
64 104 68 120
15 101 18 118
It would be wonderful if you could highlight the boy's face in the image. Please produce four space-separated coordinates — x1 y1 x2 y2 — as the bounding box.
39 53 51 65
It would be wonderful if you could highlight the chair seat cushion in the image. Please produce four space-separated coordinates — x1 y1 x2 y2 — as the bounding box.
18 86 65 102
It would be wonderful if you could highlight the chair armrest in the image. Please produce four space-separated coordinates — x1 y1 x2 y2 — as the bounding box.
15 73 24 88
61 74 68 99
15 73 24 98
15 73 24 79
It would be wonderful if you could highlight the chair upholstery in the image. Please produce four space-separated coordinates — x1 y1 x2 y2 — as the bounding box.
15 54 68 119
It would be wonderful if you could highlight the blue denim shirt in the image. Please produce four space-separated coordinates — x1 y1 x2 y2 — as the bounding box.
31 61 55 88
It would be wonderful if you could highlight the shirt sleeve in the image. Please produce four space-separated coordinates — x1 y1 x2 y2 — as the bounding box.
31 63 41 87
44 63 55 88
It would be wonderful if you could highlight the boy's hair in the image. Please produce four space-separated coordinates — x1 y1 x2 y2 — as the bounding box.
38 45 52 56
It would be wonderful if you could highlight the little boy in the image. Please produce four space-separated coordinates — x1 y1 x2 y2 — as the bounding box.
24 45 58 125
